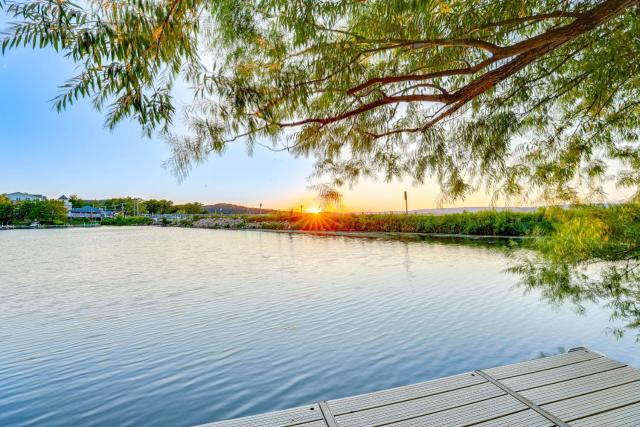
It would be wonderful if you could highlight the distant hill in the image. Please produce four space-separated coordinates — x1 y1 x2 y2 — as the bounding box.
204 203 277 215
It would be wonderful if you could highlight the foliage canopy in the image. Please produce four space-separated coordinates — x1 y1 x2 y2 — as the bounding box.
3 199 69 224
2 0 640 201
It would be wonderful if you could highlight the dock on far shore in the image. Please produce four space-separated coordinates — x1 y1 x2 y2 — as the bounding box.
201 348 640 427
0 223 100 230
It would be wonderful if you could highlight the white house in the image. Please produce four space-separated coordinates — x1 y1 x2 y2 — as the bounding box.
57 195 72 211
3 192 47 203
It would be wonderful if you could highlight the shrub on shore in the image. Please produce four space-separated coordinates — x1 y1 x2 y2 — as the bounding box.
245 221 288 230
242 210 553 236
183 205 630 239
101 216 153 226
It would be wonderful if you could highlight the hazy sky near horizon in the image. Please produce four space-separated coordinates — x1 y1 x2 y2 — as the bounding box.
0 45 463 212
0 38 632 211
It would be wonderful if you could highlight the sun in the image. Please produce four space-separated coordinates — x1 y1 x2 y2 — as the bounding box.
306 205 322 214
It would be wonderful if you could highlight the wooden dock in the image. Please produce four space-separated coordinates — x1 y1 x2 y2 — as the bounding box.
200 348 640 426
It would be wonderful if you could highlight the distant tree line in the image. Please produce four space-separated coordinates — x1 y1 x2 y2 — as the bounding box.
68 196 206 215
145 200 205 215
0 195 207 225
0 196 67 225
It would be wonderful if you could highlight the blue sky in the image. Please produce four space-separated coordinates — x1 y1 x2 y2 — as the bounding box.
0 47 323 207
0 33 631 210
0 42 453 211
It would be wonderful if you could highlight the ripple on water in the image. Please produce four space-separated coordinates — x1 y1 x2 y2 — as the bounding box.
0 227 638 426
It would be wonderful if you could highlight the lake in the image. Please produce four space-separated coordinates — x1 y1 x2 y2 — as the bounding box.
1 227 638 426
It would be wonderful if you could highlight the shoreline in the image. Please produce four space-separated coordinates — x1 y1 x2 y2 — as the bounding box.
198 226 532 241
0 224 100 230
1 222 533 241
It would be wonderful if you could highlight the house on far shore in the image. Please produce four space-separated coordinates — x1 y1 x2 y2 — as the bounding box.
57 195 72 212
68 205 115 220
3 192 47 203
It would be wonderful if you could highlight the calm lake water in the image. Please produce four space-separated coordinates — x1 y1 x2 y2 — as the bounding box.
1 227 638 426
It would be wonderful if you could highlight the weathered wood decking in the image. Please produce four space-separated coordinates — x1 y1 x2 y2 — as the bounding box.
201 348 640 426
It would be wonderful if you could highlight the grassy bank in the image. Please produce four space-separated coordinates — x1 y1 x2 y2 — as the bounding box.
79 204 639 241
101 216 153 226
186 209 555 237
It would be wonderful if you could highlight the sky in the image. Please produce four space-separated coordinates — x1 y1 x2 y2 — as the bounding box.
0 45 463 212
0 35 632 211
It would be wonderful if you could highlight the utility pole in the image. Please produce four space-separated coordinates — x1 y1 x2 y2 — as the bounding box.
259 202 262 214
404 191 408 214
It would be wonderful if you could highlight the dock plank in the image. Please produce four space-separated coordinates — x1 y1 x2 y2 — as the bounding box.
499 356 625 391
383 395 527 426
541 381 640 422
520 366 640 405
333 382 503 427
203 404 325 427
571 402 640 427
327 372 485 415
471 409 554 427
482 349 601 380
199 350 640 427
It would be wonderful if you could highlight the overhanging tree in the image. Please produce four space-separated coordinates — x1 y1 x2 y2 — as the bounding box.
2 0 640 201
510 204 640 339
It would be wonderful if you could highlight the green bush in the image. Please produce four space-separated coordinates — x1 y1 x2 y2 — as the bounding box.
239 209 554 236
411 211 552 236
101 216 153 226
257 221 287 230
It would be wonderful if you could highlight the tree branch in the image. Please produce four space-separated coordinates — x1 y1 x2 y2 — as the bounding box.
346 56 499 96
279 93 453 128
472 10 585 32
347 0 637 96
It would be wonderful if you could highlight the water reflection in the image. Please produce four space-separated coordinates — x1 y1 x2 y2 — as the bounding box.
0 227 637 427
512 255 640 341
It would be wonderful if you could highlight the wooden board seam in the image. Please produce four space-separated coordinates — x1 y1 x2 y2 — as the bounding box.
564 397 640 424
318 401 338 427
475 370 569 427
329 378 489 416
490 353 603 381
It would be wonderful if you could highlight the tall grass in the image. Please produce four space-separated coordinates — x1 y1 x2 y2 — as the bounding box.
244 210 554 236
101 216 154 226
